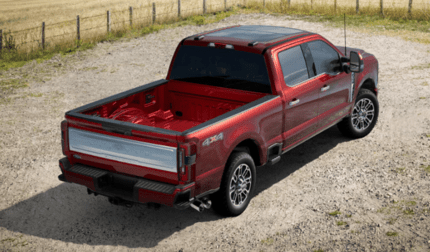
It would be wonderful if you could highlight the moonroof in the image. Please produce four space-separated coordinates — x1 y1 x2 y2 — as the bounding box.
207 25 305 42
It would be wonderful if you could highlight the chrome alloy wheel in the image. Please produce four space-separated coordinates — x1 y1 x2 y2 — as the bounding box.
351 98 375 131
229 163 252 206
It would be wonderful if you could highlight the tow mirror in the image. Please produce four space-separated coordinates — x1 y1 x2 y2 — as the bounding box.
350 51 363 73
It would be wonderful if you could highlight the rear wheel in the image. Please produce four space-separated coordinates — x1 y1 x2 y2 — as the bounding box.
337 89 379 138
211 152 256 216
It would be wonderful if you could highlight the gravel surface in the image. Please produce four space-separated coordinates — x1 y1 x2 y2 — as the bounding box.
1 12 430 252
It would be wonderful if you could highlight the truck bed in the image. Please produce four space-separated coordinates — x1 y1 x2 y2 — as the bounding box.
77 79 268 132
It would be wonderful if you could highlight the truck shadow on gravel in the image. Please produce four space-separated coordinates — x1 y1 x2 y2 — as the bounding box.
0 126 349 248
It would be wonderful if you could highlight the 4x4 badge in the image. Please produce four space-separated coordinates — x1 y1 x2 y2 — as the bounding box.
202 133 223 146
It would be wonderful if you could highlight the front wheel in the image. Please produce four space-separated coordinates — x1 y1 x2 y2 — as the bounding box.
337 89 379 138
211 152 256 216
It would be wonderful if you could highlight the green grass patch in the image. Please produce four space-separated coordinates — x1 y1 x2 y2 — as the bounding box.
329 210 341 216
403 209 414 215
388 218 397 225
261 237 274 245
421 165 430 173
395 167 406 174
411 63 430 70
0 234 28 247
419 97 427 99
314 249 324 252
346 214 352 218
0 79 29 92
337 221 347 226
421 82 429 86
386 231 398 237
350 230 361 234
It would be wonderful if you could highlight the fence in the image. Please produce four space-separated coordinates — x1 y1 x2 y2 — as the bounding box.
0 0 429 53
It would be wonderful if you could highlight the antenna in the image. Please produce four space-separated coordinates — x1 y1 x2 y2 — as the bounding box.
344 13 347 57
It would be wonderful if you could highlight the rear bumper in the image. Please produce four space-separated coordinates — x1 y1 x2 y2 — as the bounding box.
58 157 194 210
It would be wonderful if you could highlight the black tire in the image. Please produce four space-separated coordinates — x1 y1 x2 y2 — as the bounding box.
337 89 379 138
211 152 256 217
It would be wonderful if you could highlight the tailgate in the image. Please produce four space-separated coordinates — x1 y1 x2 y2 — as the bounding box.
68 127 177 173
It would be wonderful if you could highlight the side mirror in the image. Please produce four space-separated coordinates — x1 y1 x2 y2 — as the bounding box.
350 51 363 73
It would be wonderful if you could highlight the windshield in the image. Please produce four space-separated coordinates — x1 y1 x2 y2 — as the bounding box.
169 45 272 94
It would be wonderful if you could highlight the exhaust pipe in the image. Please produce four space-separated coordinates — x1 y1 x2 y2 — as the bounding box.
108 197 134 208
190 198 212 212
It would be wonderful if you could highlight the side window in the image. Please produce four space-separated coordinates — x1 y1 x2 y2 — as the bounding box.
278 45 309 87
307 40 341 75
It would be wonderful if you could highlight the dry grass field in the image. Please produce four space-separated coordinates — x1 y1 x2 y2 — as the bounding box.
0 0 429 52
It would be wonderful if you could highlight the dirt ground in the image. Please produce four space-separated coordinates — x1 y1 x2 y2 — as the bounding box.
1 12 430 252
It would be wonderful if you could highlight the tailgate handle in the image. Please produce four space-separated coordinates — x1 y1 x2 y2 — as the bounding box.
321 85 330 92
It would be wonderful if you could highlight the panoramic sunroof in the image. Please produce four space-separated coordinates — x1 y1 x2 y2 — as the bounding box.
207 25 305 42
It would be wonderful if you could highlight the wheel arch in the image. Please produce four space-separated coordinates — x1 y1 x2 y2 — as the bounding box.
229 138 263 167
359 78 377 95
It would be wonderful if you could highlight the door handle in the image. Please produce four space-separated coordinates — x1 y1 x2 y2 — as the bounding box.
289 99 300 106
321 85 330 92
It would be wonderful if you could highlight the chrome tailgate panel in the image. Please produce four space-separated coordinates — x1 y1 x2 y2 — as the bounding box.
68 127 177 173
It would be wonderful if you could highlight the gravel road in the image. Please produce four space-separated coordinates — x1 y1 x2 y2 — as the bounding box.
1 12 430 252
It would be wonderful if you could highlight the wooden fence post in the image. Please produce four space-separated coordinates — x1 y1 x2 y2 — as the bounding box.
311 0 313 10
152 3 156 24
0 30 2 52
334 0 337 13
380 0 384 17
178 0 181 17
77 15 80 42
288 0 291 9
408 0 412 15
42 22 45 50
129 6 133 27
225 0 227 11
107 10 111 33
203 0 206 14
356 0 359 14
263 0 265 9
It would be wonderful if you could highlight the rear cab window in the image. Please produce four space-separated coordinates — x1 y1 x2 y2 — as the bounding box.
169 45 272 94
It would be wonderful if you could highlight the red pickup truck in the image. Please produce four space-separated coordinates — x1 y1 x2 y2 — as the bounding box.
58 25 379 216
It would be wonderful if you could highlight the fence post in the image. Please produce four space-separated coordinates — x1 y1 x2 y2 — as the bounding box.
288 0 291 9
263 0 265 9
152 3 156 24
107 10 111 33
203 0 206 14
334 0 337 13
408 0 412 15
129 6 133 27
380 0 384 17
0 29 2 52
178 0 181 17
311 0 313 10
225 0 227 11
356 0 359 14
77 15 80 42
42 22 45 50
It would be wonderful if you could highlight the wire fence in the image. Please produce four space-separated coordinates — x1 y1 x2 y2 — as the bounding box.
0 0 429 52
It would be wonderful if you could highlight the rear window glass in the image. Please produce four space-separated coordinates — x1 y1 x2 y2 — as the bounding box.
169 45 272 94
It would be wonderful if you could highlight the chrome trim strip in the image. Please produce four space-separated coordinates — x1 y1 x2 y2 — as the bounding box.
68 128 177 173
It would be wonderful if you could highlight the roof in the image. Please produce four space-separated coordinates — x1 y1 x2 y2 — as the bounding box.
207 25 307 43
182 25 313 54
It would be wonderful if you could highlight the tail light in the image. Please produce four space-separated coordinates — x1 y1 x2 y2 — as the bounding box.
178 143 197 182
61 120 68 155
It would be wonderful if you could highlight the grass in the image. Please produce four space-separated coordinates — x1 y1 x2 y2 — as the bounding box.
0 79 29 92
329 210 341 216
421 82 429 86
0 234 28 248
260 237 274 245
403 209 415 215
386 231 399 237
421 165 430 173
395 167 406 174
0 0 429 73
337 221 347 226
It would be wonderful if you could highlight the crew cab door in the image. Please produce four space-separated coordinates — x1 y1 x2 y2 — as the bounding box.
275 44 321 150
305 39 352 129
